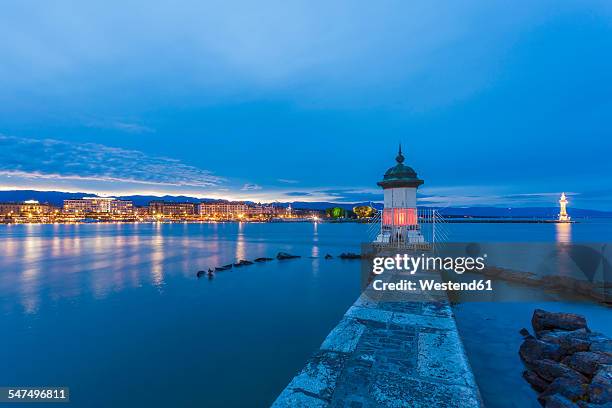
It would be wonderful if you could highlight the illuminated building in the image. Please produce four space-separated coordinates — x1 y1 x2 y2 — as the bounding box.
558 192 570 222
198 202 248 218
149 201 196 217
63 197 133 214
375 145 425 244
0 200 57 220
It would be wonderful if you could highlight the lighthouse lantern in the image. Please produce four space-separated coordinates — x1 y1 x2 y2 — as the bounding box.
376 146 425 245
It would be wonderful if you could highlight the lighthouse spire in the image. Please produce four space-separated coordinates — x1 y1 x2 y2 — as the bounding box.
396 143 405 164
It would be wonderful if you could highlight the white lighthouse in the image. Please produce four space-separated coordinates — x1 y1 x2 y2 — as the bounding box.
558 192 570 222
375 145 425 245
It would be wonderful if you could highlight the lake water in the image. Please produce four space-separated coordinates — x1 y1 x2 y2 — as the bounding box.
0 220 610 407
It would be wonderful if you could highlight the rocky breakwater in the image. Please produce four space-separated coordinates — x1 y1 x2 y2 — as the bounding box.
519 309 612 407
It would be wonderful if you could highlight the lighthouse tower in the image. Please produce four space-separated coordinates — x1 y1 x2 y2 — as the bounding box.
559 192 570 222
376 145 425 245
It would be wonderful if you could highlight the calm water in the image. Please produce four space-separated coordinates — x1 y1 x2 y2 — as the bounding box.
0 220 610 407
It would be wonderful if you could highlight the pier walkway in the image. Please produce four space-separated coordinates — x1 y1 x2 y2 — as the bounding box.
272 269 483 408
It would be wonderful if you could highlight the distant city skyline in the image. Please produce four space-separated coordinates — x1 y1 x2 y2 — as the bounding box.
1 1 611 210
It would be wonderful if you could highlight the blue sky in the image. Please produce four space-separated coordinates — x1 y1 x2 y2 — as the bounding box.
0 1 611 209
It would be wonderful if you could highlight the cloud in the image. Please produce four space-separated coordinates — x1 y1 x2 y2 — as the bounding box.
277 178 299 184
284 191 312 197
86 120 154 134
241 183 262 191
0 134 222 188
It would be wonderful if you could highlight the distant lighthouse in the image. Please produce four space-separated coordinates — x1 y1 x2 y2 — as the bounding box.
558 192 570 222
375 145 425 245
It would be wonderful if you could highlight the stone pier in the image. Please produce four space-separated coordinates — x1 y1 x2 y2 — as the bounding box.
272 270 483 408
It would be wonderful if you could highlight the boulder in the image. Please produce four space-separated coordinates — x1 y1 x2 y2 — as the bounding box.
277 252 301 260
520 327 532 337
523 369 550 392
324 254 333 259
589 335 612 357
532 309 589 335
541 394 581 408
531 359 587 383
520 338 564 364
539 376 588 403
540 330 592 356
563 352 612 376
588 365 612 404
254 257 273 262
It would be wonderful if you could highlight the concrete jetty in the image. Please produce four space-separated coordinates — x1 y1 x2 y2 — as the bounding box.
272 269 483 408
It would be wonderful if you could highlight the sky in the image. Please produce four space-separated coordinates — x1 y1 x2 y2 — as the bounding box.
0 1 611 209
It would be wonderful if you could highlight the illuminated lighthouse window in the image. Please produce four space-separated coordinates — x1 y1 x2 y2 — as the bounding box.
383 208 417 226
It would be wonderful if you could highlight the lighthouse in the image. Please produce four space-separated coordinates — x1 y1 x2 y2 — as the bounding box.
376 145 425 245
558 192 570 222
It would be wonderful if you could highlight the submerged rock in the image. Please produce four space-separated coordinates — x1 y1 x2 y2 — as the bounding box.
254 257 273 262
532 309 589 335
277 252 301 260
339 252 361 259
196 270 205 278
324 254 333 259
540 394 581 408
234 259 254 267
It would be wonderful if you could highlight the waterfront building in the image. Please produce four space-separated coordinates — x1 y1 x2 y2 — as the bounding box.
63 197 133 214
559 192 570 222
198 202 248 218
375 145 425 244
149 201 196 217
0 200 57 222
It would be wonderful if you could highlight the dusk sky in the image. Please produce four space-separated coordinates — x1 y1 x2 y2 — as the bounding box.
1 1 611 209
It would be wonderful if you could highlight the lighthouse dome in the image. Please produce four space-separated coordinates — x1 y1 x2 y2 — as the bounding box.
377 146 424 189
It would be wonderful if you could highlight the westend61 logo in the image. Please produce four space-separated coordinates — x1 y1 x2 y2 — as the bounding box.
372 253 487 275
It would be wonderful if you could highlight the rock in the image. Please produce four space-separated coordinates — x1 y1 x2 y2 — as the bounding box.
540 394 581 408
577 401 612 408
531 359 587 383
523 369 550 392
589 335 612 357
339 252 361 259
277 252 301 260
563 352 612 376
520 327 532 337
520 338 564 364
539 376 588 403
324 254 333 259
532 309 589 335
254 257 273 262
196 270 205 278
234 259 253 266
589 365 612 404
540 330 592 356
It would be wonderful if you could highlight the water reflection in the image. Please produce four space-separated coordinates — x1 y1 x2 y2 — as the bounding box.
555 222 572 243
235 222 246 261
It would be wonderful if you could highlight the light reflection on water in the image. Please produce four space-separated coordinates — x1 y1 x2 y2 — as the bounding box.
555 222 572 243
